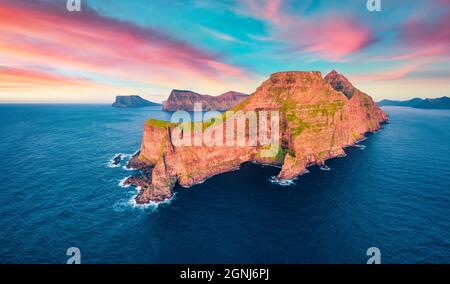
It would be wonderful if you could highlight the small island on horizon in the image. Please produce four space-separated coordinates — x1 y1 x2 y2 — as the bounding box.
111 91 450 112
112 95 161 108
378 97 450 109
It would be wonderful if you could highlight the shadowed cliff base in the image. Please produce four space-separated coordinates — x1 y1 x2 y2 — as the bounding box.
124 70 388 204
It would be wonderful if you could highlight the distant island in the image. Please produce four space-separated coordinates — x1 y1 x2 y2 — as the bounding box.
163 90 248 111
124 70 388 204
112 95 161 108
378 96 450 109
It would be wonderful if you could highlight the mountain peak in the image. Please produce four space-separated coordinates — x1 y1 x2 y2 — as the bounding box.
324 70 357 99
328 69 339 76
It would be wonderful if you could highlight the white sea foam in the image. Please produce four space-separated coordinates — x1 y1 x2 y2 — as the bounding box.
269 176 297 186
107 153 131 168
128 187 177 210
118 176 131 188
122 165 135 171
356 137 367 143
107 153 134 170
107 160 120 168
320 165 331 171
120 150 141 170
354 144 366 150
196 179 206 185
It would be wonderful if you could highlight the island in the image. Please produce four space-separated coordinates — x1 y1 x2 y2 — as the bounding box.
125 70 388 204
112 95 161 108
378 96 450 109
162 90 248 111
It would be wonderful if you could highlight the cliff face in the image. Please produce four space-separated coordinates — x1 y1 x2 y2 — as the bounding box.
128 71 388 203
162 90 248 111
324 70 357 99
324 70 389 134
112 95 161 108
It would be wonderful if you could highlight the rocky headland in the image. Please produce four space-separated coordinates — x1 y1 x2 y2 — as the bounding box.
125 70 388 204
162 90 248 111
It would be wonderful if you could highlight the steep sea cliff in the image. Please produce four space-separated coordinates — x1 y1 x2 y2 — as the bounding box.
127 71 388 203
163 90 248 111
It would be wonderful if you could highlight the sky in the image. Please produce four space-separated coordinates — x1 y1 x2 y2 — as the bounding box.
0 0 449 103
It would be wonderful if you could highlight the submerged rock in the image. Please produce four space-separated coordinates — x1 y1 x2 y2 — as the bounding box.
112 154 122 166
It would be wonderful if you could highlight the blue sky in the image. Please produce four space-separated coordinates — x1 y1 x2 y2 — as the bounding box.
1 0 449 102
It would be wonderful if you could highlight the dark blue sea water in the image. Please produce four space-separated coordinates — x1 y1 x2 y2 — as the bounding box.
0 105 449 264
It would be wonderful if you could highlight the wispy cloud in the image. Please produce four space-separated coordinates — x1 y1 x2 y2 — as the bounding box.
237 0 376 61
0 0 253 101
398 9 450 61
0 66 91 87
1 0 450 102
350 63 420 82
199 26 247 44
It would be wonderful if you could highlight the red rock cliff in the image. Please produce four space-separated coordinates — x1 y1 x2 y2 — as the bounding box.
162 90 248 111
129 71 388 203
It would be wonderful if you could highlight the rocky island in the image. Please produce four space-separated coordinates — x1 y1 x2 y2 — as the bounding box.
125 70 388 204
112 95 161 108
378 96 450 109
163 90 248 111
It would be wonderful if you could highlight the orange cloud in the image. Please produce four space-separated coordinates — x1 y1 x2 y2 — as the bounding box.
0 0 252 101
0 67 94 91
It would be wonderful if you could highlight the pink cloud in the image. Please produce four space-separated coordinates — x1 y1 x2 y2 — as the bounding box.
350 63 420 82
239 0 375 61
295 17 375 61
0 66 96 91
400 13 450 58
0 0 248 93
375 2 450 64
360 4 450 81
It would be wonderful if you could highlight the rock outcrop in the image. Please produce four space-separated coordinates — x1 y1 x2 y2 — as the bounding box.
112 95 161 108
162 90 248 111
126 71 388 203
112 154 122 166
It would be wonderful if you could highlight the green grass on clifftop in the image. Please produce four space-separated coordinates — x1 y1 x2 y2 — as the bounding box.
146 119 174 129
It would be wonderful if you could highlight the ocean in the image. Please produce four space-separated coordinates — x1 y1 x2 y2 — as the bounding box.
0 104 449 263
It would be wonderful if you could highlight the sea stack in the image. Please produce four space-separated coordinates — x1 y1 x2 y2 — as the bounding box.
127 71 388 203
